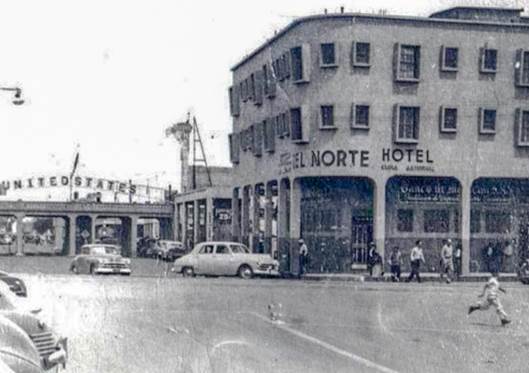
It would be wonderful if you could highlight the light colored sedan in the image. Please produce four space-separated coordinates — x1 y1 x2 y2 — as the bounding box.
70 244 131 275
172 241 279 279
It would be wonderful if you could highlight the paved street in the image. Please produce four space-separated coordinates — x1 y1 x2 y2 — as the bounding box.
7 269 528 373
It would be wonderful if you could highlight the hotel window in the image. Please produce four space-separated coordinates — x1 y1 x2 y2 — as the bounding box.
424 210 449 233
485 211 511 233
249 73 256 100
480 48 497 73
290 107 304 142
394 105 420 144
479 108 496 134
440 107 457 133
397 209 413 232
352 42 370 67
254 70 263 106
516 109 529 146
253 122 263 157
395 44 420 82
291 44 311 83
320 105 335 129
351 104 370 129
515 50 529 87
282 53 291 79
441 46 458 71
264 119 275 153
320 43 337 67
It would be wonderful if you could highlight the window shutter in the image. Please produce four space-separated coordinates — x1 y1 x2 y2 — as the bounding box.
284 53 291 79
254 122 263 157
479 48 484 72
284 111 291 137
254 70 263 106
415 46 421 79
350 42 356 67
392 104 399 143
301 105 310 142
268 63 277 98
515 108 522 145
302 43 311 82
393 43 401 81
233 84 240 116
515 49 523 86
478 108 483 133
266 118 275 152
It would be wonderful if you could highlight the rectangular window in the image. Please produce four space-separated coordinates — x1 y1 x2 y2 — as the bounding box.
228 86 240 117
523 51 529 85
517 109 529 146
395 105 420 143
440 107 457 133
485 211 511 233
441 46 458 71
397 209 413 232
282 53 291 79
275 115 283 139
253 123 263 157
320 105 335 128
479 108 496 134
396 44 420 81
320 43 336 67
291 46 303 81
480 48 497 73
282 112 290 137
351 104 370 129
516 50 529 87
352 42 370 67
290 108 303 141
424 210 449 233
249 74 255 100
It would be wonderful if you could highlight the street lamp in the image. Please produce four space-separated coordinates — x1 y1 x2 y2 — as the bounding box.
0 86 24 105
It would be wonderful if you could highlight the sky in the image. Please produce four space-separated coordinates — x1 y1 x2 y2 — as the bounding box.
0 0 524 192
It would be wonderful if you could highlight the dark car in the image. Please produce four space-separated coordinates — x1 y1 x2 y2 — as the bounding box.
0 271 27 297
519 259 529 284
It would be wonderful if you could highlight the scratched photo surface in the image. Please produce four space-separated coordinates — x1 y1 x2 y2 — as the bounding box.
1 0 528 372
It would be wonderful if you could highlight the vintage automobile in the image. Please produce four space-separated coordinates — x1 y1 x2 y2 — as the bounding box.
154 240 186 261
0 283 67 373
70 244 131 275
172 241 280 279
0 271 27 297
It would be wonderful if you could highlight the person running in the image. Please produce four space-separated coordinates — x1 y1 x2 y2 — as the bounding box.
388 246 402 282
440 239 454 283
468 273 511 326
406 240 425 283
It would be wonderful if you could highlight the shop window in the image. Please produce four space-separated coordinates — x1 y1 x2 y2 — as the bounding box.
395 44 420 82
424 209 449 233
480 48 497 73
352 42 370 67
351 104 370 129
394 105 420 144
397 209 413 232
320 105 336 129
441 46 458 72
485 211 511 233
470 209 481 233
228 133 240 164
320 43 337 67
479 108 496 134
440 107 457 133
515 50 529 87
516 109 529 146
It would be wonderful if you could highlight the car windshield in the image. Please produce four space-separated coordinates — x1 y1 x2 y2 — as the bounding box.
230 245 250 254
90 246 119 255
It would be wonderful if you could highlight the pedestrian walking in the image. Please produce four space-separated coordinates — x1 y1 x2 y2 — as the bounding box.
440 239 454 283
388 246 402 282
406 240 425 283
501 239 515 272
367 242 381 277
482 242 499 273
468 273 511 326
298 239 309 278
454 244 462 280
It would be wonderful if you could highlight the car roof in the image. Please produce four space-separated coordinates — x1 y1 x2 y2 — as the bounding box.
196 241 246 246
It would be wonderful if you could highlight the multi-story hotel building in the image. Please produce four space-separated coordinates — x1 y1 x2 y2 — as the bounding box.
227 6 529 275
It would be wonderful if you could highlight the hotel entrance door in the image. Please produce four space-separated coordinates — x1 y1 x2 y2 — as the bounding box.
351 213 373 266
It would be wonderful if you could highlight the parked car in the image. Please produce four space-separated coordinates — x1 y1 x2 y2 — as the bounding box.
155 240 186 261
518 258 529 284
0 271 27 297
172 241 280 279
0 283 67 373
137 237 157 258
69 244 131 275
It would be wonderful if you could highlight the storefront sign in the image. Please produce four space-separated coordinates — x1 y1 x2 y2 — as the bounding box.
398 182 460 203
279 149 370 174
1 175 137 194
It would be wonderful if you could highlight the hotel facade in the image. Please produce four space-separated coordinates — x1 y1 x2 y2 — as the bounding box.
227 7 529 275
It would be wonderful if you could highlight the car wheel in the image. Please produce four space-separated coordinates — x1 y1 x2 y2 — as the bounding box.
238 265 253 280
182 267 195 277
71 265 79 275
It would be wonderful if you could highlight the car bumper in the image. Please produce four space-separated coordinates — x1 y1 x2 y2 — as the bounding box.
94 267 131 275
253 268 280 277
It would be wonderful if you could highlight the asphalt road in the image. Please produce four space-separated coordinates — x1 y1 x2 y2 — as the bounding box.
11 274 529 373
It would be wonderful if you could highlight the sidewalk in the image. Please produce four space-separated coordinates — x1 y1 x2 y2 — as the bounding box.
303 272 520 283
